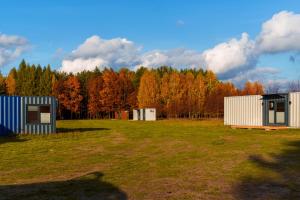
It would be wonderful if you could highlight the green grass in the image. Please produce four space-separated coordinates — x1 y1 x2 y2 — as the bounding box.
1 120 300 199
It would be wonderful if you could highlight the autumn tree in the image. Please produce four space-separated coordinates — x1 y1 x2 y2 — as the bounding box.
0 72 6 95
138 70 161 111
160 71 184 118
204 70 218 94
242 81 264 95
100 69 121 118
54 76 83 119
205 82 237 117
193 73 206 118
182 72 195 118
6 68 17 95
119 68 137 110
87 75 103 118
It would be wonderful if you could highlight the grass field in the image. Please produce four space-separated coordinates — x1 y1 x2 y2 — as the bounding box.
1 120 300 200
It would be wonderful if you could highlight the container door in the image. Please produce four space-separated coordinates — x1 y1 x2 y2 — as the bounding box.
266 99 287 126
275 100 286 125
268 101 275 124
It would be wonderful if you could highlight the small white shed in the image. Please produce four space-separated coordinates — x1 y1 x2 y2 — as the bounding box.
139 109 145 120
144 108 156 121
133 109 139 121
133 108 156 121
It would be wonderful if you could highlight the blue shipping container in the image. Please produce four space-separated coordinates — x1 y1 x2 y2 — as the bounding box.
0 96 56 135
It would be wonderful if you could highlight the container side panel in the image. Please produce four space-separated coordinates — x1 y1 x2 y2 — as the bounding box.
21 96 56 134
289 92 300 128
0 96 21 135
224 95 263 126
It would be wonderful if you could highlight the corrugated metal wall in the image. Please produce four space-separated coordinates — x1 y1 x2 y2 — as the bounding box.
289 92 300 128
0 96 21 135
224 95 263 126
20 96 56 134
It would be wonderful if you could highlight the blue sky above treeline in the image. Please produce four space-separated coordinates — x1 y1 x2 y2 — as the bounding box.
0 0 300 87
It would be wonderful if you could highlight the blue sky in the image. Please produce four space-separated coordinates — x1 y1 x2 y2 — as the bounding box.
1 0 300 86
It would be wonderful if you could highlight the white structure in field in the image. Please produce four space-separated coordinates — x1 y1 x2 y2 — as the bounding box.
133 109 139 121
132 108 156 121
224 92 300 128
140 108 144 120
144 108 156 121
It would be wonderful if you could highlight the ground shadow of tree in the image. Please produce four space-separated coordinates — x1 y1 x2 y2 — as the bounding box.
234 140 300 200
0 172 127 200
57 128 110 133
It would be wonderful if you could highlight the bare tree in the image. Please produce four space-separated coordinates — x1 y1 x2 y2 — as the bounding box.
265 82 281 94
288 80 300 92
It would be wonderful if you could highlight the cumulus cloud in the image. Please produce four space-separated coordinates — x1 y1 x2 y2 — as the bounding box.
0 33 29 67
61 35 141 73
61 36 204 73
201 33 257 78
256 11 300 53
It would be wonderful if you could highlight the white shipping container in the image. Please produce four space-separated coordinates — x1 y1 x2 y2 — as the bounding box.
224 95 263 126
289 92 300 128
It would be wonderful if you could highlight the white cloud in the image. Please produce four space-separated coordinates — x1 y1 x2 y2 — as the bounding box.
61 35 141 73
201 33 257 76
0 33 29 67
227 67 279 87
138 48 203 69
61 36 204 73
62 58 107 73
0 33 27 47
256 11 300 53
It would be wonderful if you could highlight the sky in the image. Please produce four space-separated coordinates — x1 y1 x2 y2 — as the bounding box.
1 0 300 87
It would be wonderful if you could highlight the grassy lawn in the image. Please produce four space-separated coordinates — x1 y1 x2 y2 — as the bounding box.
1 120 300 199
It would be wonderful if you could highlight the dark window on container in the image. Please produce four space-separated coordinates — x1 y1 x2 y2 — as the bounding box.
277 102 285 112
27 106 39 124
27 105 51 124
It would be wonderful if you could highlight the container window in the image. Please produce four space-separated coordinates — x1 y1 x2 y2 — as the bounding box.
27 106 39 124
40 106 50 113
277 102 285 112
269 101 274 110
27 105 51 124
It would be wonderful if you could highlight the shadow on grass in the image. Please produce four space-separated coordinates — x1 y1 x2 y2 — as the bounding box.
0 172 127 200
0 136 28 145
57 128 110 133
234 140 300 199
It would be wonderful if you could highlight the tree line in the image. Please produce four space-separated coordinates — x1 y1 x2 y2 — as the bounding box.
0 60 265 119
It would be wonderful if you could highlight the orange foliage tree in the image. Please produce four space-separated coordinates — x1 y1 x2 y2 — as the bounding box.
5 69 16 95
53 76 83 119
242 81 264 95
100 69 121 118
87 75 103 118
137 70 161 110
205 82 238 117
